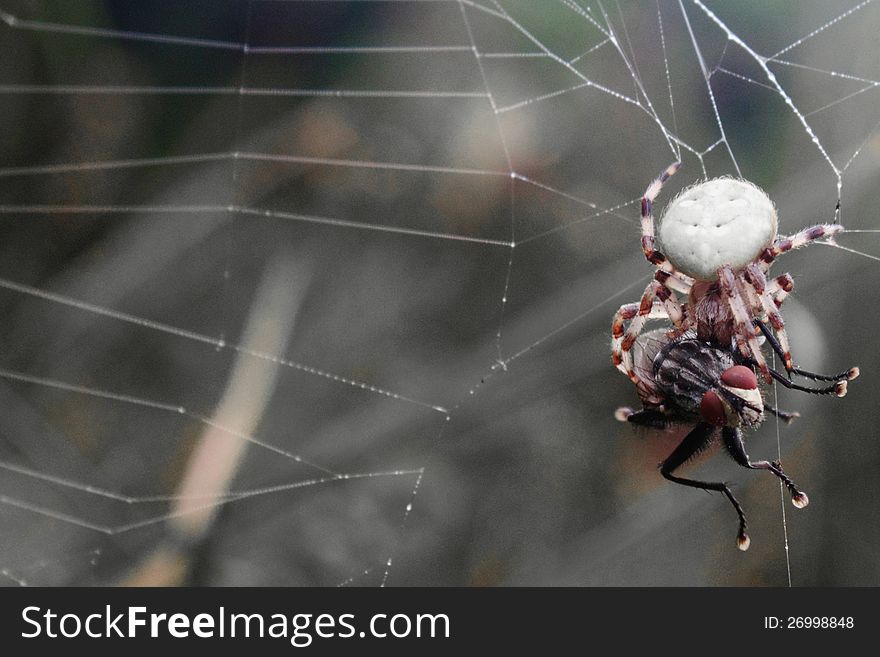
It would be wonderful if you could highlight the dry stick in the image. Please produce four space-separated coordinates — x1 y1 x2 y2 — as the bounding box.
121 254 309 586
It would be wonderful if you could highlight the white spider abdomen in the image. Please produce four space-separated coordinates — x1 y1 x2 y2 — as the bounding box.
658 177 777 281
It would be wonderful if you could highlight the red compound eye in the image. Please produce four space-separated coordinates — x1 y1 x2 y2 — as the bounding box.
721 365 758 390
700 390 726 426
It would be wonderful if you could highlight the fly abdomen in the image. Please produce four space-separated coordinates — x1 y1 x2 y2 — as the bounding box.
653 339 734 416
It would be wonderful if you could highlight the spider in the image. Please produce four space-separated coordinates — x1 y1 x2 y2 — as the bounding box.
612 162 844 403
615 328 857 550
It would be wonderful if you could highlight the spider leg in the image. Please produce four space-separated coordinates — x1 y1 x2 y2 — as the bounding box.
654 277 687 328
613 279 684 377
760 224 844 266
612 296 668 398
627 280 685 339
753 319 859 384
722 427 809 508
745 264 793 371
659 422 751 550
717 265 771 382
655 268 693 297
640 162 682 266
767 273 794 308
612 299 666 368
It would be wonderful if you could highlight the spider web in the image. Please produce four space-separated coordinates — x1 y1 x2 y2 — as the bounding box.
0 0 878 587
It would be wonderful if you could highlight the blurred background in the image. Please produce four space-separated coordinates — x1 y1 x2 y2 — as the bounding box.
0 0 878 586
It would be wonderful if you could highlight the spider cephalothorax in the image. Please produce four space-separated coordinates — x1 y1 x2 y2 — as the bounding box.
614 329 853 550
612 162 844 401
